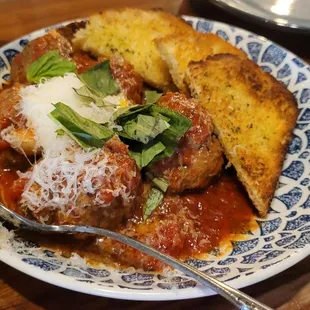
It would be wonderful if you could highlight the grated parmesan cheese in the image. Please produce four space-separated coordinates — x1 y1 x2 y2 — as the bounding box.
1 125 22 150
18 144 133 223
17 73 124 151
11 73 134 222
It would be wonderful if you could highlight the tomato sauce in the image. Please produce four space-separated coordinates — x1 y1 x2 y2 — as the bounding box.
0 44 256 271
0 164 256 271
90 174 257 270
159 176 255 255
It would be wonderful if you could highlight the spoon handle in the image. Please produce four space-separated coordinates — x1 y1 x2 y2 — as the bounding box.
62 225 273 310
0 204 272 310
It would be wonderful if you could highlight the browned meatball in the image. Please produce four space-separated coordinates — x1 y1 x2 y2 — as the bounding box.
11 29 143 104
11 30 72 84
0 84 38 154
149 92 223 193
73 53 144 104
110 56 144 104
0 84 22 129
11 136 143 229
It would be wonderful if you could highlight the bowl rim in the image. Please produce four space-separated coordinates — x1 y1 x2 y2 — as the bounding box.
0 15 309 301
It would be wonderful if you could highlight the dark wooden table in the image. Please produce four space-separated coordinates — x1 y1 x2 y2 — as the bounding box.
1 1 310 309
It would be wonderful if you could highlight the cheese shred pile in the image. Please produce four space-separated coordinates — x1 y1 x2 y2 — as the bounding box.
9 73 128 222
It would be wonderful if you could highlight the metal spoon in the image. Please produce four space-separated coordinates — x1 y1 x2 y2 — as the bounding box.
0 203 272 310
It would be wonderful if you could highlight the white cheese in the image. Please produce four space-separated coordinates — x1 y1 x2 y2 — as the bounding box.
18 145 132 222
18 73 121 151
11 73 133 221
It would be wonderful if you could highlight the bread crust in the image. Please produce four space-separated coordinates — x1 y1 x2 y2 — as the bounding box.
155 33 246 94
185 54 298 216
73 8 195 90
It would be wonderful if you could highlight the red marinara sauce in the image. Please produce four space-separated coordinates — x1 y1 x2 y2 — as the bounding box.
92 174 256 271
0 162 256 271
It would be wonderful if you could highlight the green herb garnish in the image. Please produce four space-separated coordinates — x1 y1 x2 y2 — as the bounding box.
73 86 106 107
55 128 65 136
145 90 163 104
26 51 76 83
112 104 152 122
50 101 191 165
122 114 170 144
143 187 164 220
151 105 192 158
49 102 114 149
114 104 191 167
129 141 166 169
146 172 168 192
78 60 119 97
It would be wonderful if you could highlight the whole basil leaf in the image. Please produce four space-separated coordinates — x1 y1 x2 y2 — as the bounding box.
49 102 114 149
26 51 76 83
79 60 119 97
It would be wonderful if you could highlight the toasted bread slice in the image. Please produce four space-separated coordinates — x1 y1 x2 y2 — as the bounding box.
73 8 195 90
185 54 298 216
155 33 246 94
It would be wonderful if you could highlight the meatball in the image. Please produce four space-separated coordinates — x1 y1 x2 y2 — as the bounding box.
11 30 143 104
73 53 144 104
0 84 22 129
97 198 193 271
11 136 143 229
149 92 223 193
110 56 143 104
11 30 72 84
0 84 37 155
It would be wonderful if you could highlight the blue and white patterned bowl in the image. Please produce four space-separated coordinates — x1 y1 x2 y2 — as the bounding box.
0 16 310 301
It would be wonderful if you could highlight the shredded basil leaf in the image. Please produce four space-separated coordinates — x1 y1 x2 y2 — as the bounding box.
122 114 170 144
53 103 113 140
49 98 191 166
152 177 168 192
79 60 119 97
113 104 152 123
145 90 163 104
130 141 166 168
143 187 164 220
113 103 192 168
49 111 93 149
73 85 94 103
26 51 76 83
151 105 192 158
146 173 168 192
150 111 170 122
72 86 105 107
55 128 65 136
49 102 114 149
